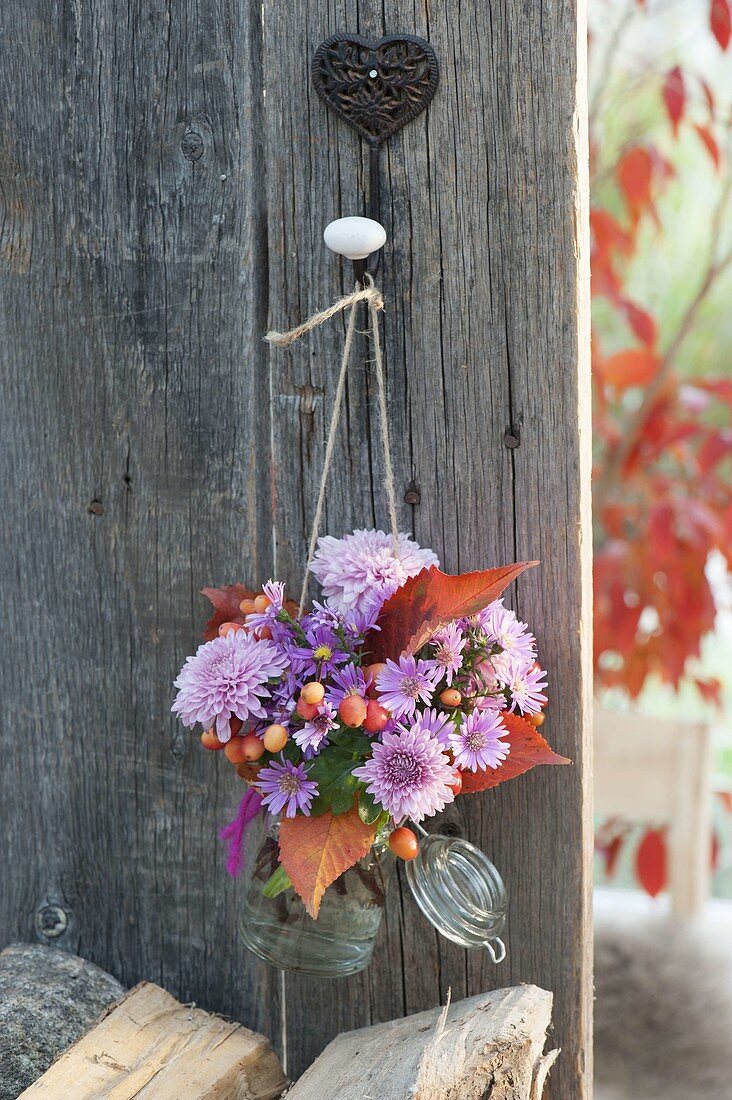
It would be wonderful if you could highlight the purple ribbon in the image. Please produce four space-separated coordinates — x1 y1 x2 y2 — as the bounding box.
219 788 264 877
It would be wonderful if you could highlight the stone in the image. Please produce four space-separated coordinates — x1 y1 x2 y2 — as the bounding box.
0 943 125 1099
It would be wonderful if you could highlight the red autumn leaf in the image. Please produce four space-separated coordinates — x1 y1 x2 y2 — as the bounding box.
202 584 257 641
605 833 625 878
694 676 723 708
711 831 720 872
623 300 658 346
616 146 654 222
278 807 375 918
718 791 732 813
598 348 660 389
693 124 721 170
711 0 732 49
636 828 667 897
460 713 571 794
366 562 537 662
700 76 716 117
662 67 685 136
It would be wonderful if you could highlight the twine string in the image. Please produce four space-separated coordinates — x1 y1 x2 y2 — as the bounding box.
264 275 399 617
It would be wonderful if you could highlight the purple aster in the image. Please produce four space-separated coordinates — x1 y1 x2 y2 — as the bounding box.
429 622 467 686
504 661 548 715
245 580 287 634
353 723 455 823
290 624 349 678
172 631 287 741
309 529 439 618
449 710 510 772
376 654 441 720
413 708 453 748
477 600 536 667
327 662 368 706
256 758 318 817
293 700 338 755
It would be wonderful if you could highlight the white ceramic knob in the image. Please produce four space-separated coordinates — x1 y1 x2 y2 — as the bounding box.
323 216 386 260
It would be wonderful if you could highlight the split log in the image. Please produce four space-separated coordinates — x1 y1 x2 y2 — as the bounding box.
287 985 557 1100
20 981 287 1100
0 943 125 1099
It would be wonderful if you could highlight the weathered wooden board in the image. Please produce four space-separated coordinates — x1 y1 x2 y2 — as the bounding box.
20 982 287 1099
0 0 281 1049
0 0 592 1097
261 2 592 1095
287 985 557 1100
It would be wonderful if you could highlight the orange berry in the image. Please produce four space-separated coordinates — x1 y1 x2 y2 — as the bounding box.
258 625 273 640
225 734 265 764
448 770 463 795
218 621 243 637
239 598 256 614
254 594 272 613
389 827 419 861
301 681 325 706
296 697 320 720
339 695 368 728
364 699 390 733
440 688 462 707
527 711 546 727
263 723 288 752
364 662 388 695
230 716 243 736
201 729 225 751
236 762 260 781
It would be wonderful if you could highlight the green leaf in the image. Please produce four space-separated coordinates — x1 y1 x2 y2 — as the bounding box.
261 865 292 898
329 727 371 757
357 789 383 825
308 748 361 816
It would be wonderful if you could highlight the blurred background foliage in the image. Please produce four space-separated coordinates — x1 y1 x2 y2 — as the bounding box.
590 0 732 897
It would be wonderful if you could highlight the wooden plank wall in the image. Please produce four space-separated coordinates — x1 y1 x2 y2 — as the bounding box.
0 1 592 1096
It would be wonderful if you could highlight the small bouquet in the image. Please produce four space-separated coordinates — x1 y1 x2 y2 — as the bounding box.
172 529 567 918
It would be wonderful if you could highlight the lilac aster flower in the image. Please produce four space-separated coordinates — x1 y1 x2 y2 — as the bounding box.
256 759 318 817
478 600 536 668
290 624 349 678
449 710 510 772
353 723 455 822
429 622 467 686
327 662 368 706
309 529 439 618
504 661 548 715
245 580 286 634
172 631 288 741
293 700 338 755
376 655 441 720
414 708 453 748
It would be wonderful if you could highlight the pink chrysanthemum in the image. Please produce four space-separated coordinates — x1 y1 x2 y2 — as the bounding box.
353 722 455 822
256 759 318 817
172 631 287 741
309 529 439 617
414 707 453 748
449 710 510 772
429 622 467 685
376 654 442 720
293 700 338 755
504 661 548 715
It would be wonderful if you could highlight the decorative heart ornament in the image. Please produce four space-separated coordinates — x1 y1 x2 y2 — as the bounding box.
312 33 439 146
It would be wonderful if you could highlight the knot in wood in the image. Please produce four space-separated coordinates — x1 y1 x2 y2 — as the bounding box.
35 903 68 939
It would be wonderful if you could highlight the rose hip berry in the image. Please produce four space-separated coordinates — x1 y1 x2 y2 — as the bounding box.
339 695 368 728
439 688 462 707
300 681 325 706
263 723 288 752
389 827 419 861
364 699 390 733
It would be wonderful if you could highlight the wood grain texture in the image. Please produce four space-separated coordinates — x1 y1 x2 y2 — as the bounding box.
21 982 287 1099
261 1 593 1095
287 985 555 1100
0 0 281 1051
0 0 592 1096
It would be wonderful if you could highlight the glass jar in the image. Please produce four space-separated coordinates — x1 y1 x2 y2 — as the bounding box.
240 819 396 977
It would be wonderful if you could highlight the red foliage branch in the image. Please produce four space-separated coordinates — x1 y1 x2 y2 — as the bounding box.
590 1 732 699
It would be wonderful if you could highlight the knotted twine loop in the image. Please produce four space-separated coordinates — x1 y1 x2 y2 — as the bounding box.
265 274 400 617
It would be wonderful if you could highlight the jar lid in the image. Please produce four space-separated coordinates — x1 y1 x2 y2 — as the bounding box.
404 832 507 963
